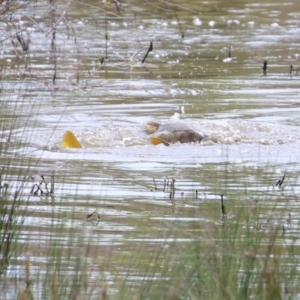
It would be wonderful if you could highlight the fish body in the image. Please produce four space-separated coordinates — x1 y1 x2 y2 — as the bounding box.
145 121 206 145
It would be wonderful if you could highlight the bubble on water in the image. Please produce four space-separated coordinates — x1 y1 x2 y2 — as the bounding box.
208 21 215 27
190 89 198 96
274 168 283 174
193 18 202 26
223 57 232 63
270 22 279 28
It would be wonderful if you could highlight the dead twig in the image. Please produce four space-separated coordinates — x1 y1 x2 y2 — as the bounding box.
169 178 175 200
141 41 153 64
262 60 267 75
174 11 184 39
30 173 55 196
221 194 226 216
86 211 101 225
275 174 285 188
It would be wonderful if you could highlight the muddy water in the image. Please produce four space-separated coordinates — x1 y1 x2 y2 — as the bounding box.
1 0 300 298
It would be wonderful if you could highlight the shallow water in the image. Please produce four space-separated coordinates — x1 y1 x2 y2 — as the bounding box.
1 0 300 298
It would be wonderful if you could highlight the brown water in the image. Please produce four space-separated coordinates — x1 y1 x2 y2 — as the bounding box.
1 0 300 298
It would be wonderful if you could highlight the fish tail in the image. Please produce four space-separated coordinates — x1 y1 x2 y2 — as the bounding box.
62 130 82 148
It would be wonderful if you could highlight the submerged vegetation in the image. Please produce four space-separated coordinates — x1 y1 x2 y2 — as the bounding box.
1 0 300 299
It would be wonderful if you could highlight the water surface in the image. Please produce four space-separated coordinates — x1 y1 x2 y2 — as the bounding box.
1 0 300 298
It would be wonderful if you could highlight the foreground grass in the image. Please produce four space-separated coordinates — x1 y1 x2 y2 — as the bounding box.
112 198 299 300
2 174 299 300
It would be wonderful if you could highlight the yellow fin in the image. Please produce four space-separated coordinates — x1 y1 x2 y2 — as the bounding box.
62 130 82 148
150 137 169 146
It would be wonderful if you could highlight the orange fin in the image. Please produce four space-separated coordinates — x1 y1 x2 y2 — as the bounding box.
150 137 169 146
62 130 82 148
